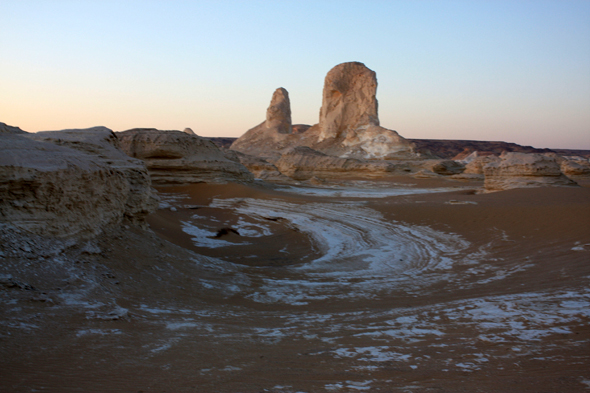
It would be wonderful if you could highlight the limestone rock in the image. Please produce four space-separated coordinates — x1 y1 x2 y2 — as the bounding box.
230 88 296 158
222 148 289 182
266 88 292 135
0 122 27 134
425 160 465 176
274 146 402 181
317 62 379 141
1 127 158 238
231 62 417 162
483 152 578 192
27 127 159 227
560 157 590 178
118 128 254 184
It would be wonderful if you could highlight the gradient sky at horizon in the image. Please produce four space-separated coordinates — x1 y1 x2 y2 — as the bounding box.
1 0 589 149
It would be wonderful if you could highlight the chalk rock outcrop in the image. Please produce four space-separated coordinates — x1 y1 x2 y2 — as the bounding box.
1 127 158 238
0 122 27 134
560 157 590 178
274 146 407 181
230 88 295 158
222 149 289 182
483 152 578 191
118 129 254 184
426 160 465 175
302 62 415 159
316 62 378 141
231 62 417 161
266 88 292 134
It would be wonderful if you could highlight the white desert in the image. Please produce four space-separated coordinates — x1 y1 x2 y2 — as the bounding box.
1 63 590 393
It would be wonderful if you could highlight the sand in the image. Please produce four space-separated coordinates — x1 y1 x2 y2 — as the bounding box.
1 178 589 392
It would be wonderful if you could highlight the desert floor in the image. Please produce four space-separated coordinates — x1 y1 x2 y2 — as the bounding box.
1 177 589 392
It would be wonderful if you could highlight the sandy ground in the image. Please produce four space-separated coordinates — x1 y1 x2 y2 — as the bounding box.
1 177 589 392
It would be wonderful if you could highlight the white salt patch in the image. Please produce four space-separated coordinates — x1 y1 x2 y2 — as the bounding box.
221 366 241 371
166 322 198 330
76 329 122 337
151 343 173 353
181 221 233 248
209 197 472 303
345 380 372 390
233 218 273 237
456 362 479 371
58 293 104 308
277 185 462 198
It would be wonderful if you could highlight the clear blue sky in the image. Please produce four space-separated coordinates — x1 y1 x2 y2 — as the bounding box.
1 0 589 149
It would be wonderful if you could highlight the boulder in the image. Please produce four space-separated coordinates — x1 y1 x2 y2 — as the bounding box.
183 127 196 135
0 127 158 238
483 152 578 192
118 128 254 184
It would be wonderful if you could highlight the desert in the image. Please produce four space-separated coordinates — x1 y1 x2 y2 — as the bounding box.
1 59 590 393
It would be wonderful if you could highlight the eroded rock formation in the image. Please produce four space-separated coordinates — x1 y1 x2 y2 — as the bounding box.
231 62 417 162
0 122 27 134
230 88 295 158
273 146 409 181
483 152 578 192
316 62 379 141
118 128 254 184
0 127 158 238
222 148 289 182
560 158 590 178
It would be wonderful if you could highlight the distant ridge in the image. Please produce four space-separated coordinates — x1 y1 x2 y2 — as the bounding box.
206 136 590 159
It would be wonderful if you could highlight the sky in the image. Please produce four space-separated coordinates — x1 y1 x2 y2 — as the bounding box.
1 1 589 150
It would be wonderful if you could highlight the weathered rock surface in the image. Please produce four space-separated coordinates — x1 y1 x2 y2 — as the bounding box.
426 160 465 176
560 158 590 178
183 128 196 135
0 122 27 134
273 146 409 181
316 62 379 141
231 62 417 161
118 128 254 184
222 148 289 182
483 152 578 192
230 88 296 158
266 88 292 135
411 139 554 160
448 151 499 180
1 127 158 238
